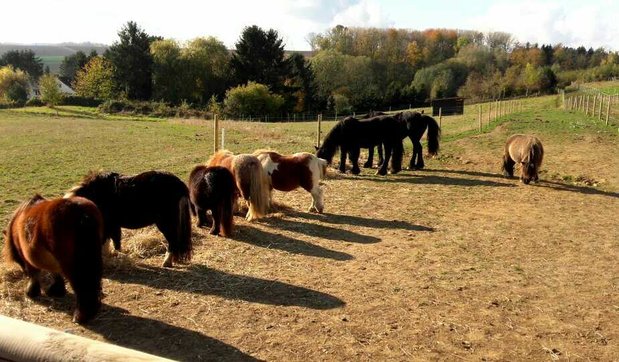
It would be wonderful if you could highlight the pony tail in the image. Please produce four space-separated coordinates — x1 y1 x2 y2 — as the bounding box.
172 196 193 263
3 223 24 269
246 162 269 221
426 116 441 156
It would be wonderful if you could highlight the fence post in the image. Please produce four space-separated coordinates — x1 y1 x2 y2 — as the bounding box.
316 113 322 148
592 95 596 116
438 107 442 128
213 114 219 153
562 90 565 109
487 101 492 126
606 95 611 126
598 95 603 120
478 104 482 132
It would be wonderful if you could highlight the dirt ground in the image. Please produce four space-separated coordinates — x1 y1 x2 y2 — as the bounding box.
1 121 618 361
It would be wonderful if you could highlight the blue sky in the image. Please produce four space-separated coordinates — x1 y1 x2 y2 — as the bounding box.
1 0 617 51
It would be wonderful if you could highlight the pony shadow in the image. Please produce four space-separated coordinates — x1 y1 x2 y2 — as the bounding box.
107 263 345 310
536 180 619 198
286 211 434 232
420 168 502 179
262 217 380 244
230 224 353 260
87 305 261 361
353 173 515 187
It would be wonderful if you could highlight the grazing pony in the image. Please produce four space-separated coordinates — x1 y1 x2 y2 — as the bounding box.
254 150 328 213
502 134 544 184
188 165 237 236
362 111 441 170
315 115 404 176
65 171 192 267
207 150 270 220
3 195 104 324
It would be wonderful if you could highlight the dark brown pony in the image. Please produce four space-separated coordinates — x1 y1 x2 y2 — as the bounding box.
502 134 544 184
188 165 237 236
254 150 328 213
65 171 192 267
207 150 270 220
3 195 104 324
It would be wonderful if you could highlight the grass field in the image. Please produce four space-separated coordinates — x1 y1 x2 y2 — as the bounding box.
38 55 64 74
0 96 618 360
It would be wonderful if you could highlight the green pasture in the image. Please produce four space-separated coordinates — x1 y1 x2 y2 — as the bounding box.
39 55 64 74
1 94 616 227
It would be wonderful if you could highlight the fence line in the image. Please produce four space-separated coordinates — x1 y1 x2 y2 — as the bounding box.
563 89 619 127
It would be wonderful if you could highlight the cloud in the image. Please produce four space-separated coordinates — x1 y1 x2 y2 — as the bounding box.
330 0 394 28
468 0 618 50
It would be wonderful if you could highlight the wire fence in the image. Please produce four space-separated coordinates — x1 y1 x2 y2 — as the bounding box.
562 89 619 127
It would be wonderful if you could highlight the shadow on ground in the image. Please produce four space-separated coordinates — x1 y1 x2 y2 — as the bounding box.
261 217 381 244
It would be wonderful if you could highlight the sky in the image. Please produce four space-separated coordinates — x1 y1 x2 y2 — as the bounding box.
1 0 617 51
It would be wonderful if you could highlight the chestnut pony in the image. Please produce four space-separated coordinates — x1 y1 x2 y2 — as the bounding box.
207 150 270 220
65 171 192 267
188 165 237 236
254 150 328 213
3 194 104 324
502 134 544 184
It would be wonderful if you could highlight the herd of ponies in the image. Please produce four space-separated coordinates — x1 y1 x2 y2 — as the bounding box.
2 110 544 324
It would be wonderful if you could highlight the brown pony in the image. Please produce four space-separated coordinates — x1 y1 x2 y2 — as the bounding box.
254 150 328 213
3 195 104 324
502 134 544 184
188 165 238 236
207 150 270 220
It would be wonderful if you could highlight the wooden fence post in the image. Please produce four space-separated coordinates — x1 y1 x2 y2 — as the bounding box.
213 114 219 153
606 95 611 126
586 95 590 116
438 107 442 128
592 95 597 116
487 101 492 126
478 104 482 132
598 95 603 120
316 113 322 148
221 128 225 150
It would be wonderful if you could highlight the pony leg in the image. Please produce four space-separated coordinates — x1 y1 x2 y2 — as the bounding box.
350 148 361 175
390 142 403 174
25 268 42 298
210 204 222 236
377 144 384 167
338 147 347 173
363 147 374 168
110 227 122 251
308 186 324 213
502 155 515 177
377 143 392 176
414 140 424 169
197 207 209 228
45 273 67 297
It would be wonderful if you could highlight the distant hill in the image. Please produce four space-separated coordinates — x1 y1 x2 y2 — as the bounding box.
0 42 109 74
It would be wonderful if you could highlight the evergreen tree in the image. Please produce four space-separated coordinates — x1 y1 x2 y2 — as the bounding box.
105 21 154 100
0 50 44 80
230 25 291 94
59 51 91 85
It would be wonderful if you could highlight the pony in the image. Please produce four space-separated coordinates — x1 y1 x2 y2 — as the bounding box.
188 165 237 236
502 134 544 184
315 115 404 176
65 170 192 267
3 194 104 324
362 111 441 170
253 150 328 213
206 150 270 220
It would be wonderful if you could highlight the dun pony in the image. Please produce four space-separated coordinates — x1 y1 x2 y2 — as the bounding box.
65 170 192 267
188 165 237 236
207 150 270 220
502 134 544 184
3 195 104 324
254 150 328 213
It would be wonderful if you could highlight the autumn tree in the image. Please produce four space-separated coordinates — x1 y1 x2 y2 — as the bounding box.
39 73 63 108
74 57 116 99
0 65 30 104
0 50 44 80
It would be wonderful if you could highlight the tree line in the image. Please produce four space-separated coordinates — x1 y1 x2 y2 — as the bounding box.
1 22 618 116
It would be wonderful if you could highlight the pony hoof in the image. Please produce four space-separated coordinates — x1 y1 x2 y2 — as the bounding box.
45 283 67 297
375 170 387 176
73 309 96 325
26 287 41 299
209 229 220 236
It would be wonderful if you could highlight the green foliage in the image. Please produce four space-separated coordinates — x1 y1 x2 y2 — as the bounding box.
183 37 231 103
224 82 284 117
411 61 468 100
231 26 291 95
0 66 30 105
74 57 115 100
39 73 64 107
0 49 44 80
105 21 155 100
59 51 95 85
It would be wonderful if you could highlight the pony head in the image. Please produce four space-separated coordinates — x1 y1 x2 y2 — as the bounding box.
316 120 347 164
520 161 537 184
65 171 119 201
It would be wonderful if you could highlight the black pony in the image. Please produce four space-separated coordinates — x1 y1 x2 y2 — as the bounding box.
65 171 192 267
316 115 404 175
362 111 441 170
188 165 237 237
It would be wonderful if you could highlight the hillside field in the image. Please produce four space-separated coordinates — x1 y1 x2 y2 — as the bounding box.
0 96 617 360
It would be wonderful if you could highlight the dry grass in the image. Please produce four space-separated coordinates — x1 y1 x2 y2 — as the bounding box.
1 101 618 361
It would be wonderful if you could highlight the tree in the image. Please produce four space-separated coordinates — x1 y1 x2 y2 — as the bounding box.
0 65 30 104
231 25 291 94
74 57 116 100
224 82 284 117
183 37 231 103
0 50 44 80
59 51 94 85
150 39 185 103
39 73 63 108
105 21 155 100
287 53 318 112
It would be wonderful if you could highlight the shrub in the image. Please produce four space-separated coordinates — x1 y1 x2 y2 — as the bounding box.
25 97 45 107
224 82 284 118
